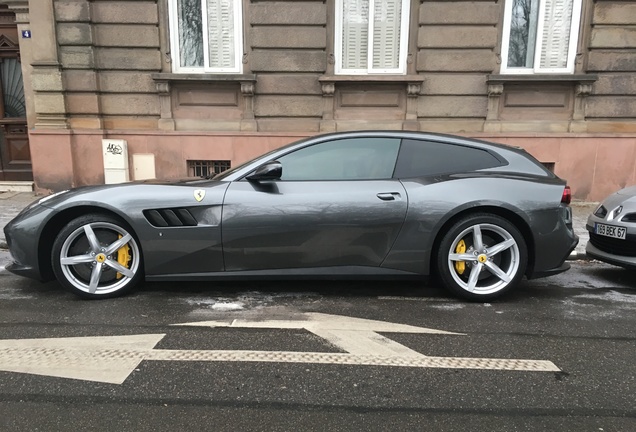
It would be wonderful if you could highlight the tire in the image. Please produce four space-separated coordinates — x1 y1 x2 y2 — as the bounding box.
436 213 527 301
51 214 143 299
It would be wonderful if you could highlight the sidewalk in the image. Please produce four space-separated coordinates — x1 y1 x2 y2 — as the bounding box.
0 191 595 258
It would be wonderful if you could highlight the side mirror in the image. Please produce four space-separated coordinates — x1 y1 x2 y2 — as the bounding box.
246 161 282 181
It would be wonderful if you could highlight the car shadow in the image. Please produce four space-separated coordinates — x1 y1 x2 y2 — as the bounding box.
138 278 444 299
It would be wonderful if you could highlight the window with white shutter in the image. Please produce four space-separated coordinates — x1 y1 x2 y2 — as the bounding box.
169 0 243 73
500 0 582 74
335 0 410 75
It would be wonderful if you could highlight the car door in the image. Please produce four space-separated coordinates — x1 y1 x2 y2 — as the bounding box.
221 137 408 272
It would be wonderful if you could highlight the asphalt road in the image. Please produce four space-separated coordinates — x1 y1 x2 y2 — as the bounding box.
0 251 635 431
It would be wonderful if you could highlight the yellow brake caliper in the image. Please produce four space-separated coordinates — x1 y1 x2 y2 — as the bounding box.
116 235 131 279
454 239 466 275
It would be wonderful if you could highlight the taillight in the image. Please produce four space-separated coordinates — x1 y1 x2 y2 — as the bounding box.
561 186 571 205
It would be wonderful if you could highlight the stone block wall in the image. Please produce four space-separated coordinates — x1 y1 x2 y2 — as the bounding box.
415 0 497 132
34 0 634 134
586 1 636 132
247 0 327 132
54 0 161 130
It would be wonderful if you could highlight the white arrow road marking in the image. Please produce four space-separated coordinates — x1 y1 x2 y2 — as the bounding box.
0 334 165 384
174 312 461 357
145 350 559 372
0 313 560 384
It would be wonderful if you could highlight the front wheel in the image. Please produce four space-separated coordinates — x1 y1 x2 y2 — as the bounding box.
52 214 143 299
437 214 527 301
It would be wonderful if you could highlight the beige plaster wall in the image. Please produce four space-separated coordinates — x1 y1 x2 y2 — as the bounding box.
29 129 636 202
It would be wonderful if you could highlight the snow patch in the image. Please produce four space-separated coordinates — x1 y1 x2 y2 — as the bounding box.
0 287 34 300
181 291 319 312
210 302 244 311
574 290 636 304
430 303 465 311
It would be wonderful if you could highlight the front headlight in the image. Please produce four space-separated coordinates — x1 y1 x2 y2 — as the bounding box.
20 190 69 214
594 205 608 218
38 189 69 205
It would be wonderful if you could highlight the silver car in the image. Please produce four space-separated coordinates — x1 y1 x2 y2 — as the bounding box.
586 185 636 269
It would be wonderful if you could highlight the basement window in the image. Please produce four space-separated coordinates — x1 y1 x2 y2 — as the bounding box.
541 162 555 173
188 160 231 178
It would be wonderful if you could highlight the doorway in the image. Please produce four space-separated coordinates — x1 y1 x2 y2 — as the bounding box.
0 5 30 181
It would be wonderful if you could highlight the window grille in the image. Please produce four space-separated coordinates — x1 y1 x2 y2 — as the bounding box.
541 162 555 173
188 160 231 178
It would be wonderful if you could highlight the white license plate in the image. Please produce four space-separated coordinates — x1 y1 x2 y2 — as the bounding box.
595 223 627 240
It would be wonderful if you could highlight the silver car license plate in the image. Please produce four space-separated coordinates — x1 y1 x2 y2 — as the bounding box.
595 223 627 240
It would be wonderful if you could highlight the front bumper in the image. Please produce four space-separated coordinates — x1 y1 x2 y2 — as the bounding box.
586 241 636 270
3 203 56 282
5 262 44 281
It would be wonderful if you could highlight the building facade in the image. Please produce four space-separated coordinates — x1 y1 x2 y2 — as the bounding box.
1 0 635 200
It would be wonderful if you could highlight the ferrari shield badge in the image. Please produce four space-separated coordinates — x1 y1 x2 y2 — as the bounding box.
194 189 206 202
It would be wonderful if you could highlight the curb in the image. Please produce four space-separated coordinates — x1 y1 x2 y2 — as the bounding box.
567 250 593 261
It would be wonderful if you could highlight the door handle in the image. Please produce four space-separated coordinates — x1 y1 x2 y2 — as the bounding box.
377 192 401 201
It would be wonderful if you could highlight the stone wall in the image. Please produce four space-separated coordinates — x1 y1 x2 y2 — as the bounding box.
416 0 497 132
586 1 636 132
39 0 636 134
251 1 326 132
54 0 161 130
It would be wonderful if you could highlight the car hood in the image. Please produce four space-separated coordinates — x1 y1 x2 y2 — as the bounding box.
599 186 636 214
34 178 227 212
616 185 636 197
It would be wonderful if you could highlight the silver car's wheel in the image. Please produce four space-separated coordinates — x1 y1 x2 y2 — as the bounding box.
52 215 142 299
437 214 527 301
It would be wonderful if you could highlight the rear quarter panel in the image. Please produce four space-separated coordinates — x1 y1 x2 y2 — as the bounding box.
382 174 570 275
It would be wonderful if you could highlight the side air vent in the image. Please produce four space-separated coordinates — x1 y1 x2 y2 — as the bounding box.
144 208 198 227
621 213 636 223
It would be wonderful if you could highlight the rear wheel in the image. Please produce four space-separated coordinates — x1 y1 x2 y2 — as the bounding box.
437 214 527 301
52 214 143 299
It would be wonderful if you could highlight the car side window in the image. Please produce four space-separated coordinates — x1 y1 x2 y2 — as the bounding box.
393 139 504 178
278 138 401 181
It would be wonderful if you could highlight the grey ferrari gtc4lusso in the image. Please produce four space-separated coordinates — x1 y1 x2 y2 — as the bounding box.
4 131 578 301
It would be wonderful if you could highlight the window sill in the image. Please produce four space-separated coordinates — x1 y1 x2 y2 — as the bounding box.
319 75 424 97
151 73 256 96
151 73 256 83
487 74 597 84
319 75 424 83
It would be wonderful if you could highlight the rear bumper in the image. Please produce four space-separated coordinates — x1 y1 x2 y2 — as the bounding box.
528 229 576 279
527 217 578 280
527 261 571 279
